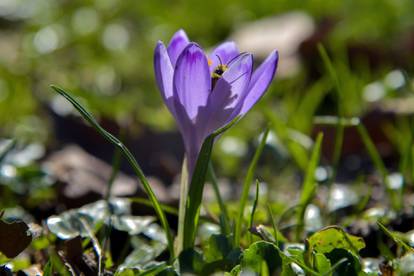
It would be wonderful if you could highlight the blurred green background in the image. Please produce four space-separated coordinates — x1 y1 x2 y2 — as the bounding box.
1 0 414 179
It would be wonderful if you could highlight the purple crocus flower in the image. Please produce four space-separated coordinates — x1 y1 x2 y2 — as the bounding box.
154 29 278 175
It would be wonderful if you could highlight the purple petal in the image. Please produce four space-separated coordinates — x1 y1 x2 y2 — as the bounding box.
173 100 207 176
208 41 239 72
154 41 176 115
173 43 211 121
204 53 253 134
240 50 279 115
167 29 190 67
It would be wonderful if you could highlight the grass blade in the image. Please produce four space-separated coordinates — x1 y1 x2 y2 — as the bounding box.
356 124 402 210
265 109 308 170
234 128 270 246
267 204 279 247
296 132 323 240
208 162 230 236
248 180 260 244
357 124 387 178
182 116 240 250
50 85 175 260
377 222 413 252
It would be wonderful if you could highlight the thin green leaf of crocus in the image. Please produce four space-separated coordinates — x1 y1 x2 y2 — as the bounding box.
208 162 230 236
296 132 323 240
248 180 260 244
182 116 240 250
234 128 270 246
50 85 175 260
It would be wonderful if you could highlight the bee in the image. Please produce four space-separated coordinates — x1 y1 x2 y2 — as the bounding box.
210 53 247 90
211 55 228 89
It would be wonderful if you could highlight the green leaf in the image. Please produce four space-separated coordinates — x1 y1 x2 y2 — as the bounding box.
48 251 71 276
119 249 166 272
202 234 241 274
234 128 269 246
229 264 241 275
280 244 319 275
116 261 170 275
377 221 413 252
265 111 309 170
43 261 53 276
314 252 332 274
208 163 230 235
50 85 174 259
204 234 234 263
182 116 240 250
178 248 205 274
307 226 365 255
248 180 260 243
240 241 282 275
179 234 241 275
357 124 402 211
296 132 323 239
154 267 179 276
47 199 156 239
324 248 361 276
117 229 169 273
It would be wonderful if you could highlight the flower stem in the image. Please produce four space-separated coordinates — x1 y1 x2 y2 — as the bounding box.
176 157 189 255
182 117 240 250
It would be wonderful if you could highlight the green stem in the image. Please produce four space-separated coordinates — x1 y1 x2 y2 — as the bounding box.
176 157 189 255
182 116 240 250
234 128 269 246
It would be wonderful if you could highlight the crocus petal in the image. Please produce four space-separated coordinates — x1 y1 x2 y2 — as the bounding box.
173 100 202 175
167 29 190 66
173 43 211 121
208 41 239 72
154 41 176 115
204 53 253 134
240 50 279 115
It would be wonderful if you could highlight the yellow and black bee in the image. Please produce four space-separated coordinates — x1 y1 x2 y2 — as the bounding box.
211 55 228 89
